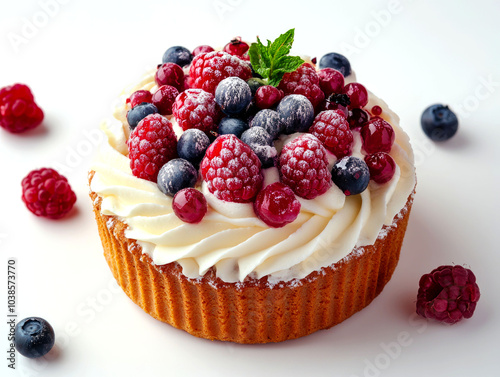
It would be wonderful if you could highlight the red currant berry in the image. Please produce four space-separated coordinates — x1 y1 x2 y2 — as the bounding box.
155 63 184 91
172 188 208 224
318 68 344 96
348 108 369 129
371 105 382 116
343 83 368 108
253 182 301 228
223 37 249 57
255 85 283 109
127 90 152 108
361 118 395 154
152 85 179 115
365 152 396 184
193 45 214 56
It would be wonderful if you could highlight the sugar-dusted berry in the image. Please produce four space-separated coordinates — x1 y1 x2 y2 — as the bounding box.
309 110 353 159
278 63 324 110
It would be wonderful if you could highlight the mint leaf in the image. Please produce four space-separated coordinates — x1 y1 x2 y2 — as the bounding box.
268 29 295 61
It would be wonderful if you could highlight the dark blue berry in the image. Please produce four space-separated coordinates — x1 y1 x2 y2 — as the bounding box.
157 159 198 197
331 156 370 196
421 104 458 141
247 78 266 95
177 129 210 166
127 103 158 130
277 94 314 134
215 77 252 116
162 46 192 67
241 127 277 168
15 317 55 359
319 52 352 77
250 109 283 139
218 117 249 138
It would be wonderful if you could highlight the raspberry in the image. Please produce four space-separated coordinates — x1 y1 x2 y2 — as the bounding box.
279 134 332 199
189 51 252 94
200 134 263 203
127 90 152 108
152 85 179 115
416 265 480 324
278 63 325 110
127 114 177 182
309 110 353 158
21 168 76 219
155 63 184 92
0 84 44 133
253 182 301 228
172 89 223 135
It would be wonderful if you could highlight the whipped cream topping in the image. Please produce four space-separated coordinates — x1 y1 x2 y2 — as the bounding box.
90 69 416 283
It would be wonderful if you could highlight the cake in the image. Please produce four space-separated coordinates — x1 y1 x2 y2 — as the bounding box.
89 30 416 344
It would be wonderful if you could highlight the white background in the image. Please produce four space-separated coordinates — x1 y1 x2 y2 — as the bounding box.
1 0 499 376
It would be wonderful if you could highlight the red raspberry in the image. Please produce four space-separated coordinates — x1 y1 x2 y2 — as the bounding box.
172 89 223 134
155 63 184 92
152 85 179 115
21 168 76 219
200 134 263 203
0 84 44 133
416 265 480 324
127 114 177 182
279 134 332 199
309 110 353 159
189 51 252 95
278 63 325 110
253 182 301 228
127 90 152 108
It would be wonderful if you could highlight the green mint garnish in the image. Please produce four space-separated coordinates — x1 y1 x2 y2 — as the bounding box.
248 28 304 87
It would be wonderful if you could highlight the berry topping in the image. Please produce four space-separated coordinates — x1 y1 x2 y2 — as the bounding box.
247 78 266 95
421 104 458 141
193 45 214 56
250 109 283 139
416 265 480 324
253 182 301 228
241 126 277 168
319 52 352 77
223 37 250 57
279 134 332 199
277 63 325 110
162 46 192 67
126 102 158 130
189 51 252 94
277 94 315 134
14 317 55 359
364 152 396 184
371 105 382 116
255 85 283 109
215 77 252 116
177 128 211 166
127 114 177 182
347 108 369 129
200 134 263 203
127 90 152 108
172 89 223 135
343 83 369 108
309 110 353 158
331 156 370 196
157 158 198 197
21 168 76 219
318 68 345 96
172 188 208 224
360 118 395 154
218 117 249 138
322 93 350 118
0 83 44 133
152 85 179 116
155 63 184 92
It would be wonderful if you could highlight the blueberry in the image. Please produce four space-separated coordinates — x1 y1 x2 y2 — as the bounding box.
331 156 370 196
319 52 352 77
241 127 277 168
162 46 192 67
277 94 314 134
218 117 249 138
250 109 283 139
15 317 55 359
247 78 266 96
127 103 158 130
157 158 198 197
215 77 252 116
421 104 458 141
177 129 210 166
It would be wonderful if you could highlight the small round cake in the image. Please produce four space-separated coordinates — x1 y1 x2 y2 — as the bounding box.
89 32 416 344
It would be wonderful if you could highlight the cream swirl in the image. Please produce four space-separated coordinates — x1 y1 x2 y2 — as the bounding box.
90 70 415 283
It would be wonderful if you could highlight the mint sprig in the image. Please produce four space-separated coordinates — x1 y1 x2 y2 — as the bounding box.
248 28 304 87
